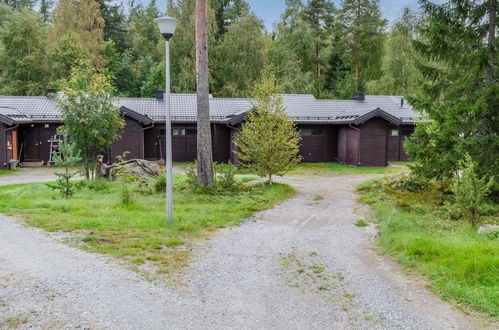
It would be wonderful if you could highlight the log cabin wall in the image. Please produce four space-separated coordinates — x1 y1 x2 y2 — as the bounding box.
358 117 388 167
0 123 6 168
297 125 337 163
212 124 231 163
109 118 143 161
345 127 360 166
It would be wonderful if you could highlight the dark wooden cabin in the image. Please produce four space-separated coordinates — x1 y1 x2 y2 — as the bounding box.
0 93 419 169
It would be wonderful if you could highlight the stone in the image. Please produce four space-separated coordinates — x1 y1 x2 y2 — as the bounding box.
477 224 499 239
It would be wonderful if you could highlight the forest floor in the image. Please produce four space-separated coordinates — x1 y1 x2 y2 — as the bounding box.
0 171 489 329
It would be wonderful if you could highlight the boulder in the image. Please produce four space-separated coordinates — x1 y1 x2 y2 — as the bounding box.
477 224 499 239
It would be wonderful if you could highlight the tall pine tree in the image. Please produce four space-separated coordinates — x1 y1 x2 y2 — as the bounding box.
339 0 386 93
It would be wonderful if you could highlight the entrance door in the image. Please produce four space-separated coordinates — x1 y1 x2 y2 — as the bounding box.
159 127 198 162
23 126 40 162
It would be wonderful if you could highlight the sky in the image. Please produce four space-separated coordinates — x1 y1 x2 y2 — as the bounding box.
156 1 445 31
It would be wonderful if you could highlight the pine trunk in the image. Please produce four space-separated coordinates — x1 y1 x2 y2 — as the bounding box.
195 0 214 186
482 0 497 169
487 0 496 86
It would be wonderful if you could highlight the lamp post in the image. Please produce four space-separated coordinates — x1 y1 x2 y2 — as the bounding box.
155 16 178 224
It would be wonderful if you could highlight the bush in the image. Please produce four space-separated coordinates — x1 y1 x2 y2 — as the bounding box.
113 152 134 206
448 155 494 226
214 162 241 191
179 162 242 193
153 173 166 193
79 178 111 192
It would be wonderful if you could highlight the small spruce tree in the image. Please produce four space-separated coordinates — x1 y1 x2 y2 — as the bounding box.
234 69 301 184
51 139 81 198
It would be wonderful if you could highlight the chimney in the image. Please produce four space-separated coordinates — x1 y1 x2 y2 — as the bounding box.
352 93 365 101
155 91 164 100
46 89 57 97
400 97 405 107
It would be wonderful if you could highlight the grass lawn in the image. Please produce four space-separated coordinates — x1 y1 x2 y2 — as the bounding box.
357 179 498 319
0 175 295 275
288 162 405 176
177 162 409 177
0 169 16 176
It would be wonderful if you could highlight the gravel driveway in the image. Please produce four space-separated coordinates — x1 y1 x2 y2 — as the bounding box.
0 173 484 329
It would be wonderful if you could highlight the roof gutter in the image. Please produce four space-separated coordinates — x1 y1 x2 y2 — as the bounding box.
349 123 361 166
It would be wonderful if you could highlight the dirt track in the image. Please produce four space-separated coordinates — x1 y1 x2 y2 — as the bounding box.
0 173 483 329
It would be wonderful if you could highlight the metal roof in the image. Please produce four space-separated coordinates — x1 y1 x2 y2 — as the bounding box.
0 94 422 126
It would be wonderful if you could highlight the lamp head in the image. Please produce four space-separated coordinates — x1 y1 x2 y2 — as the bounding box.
154 16 178 40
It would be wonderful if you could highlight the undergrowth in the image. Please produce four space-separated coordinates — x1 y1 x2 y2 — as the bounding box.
357 176 498 318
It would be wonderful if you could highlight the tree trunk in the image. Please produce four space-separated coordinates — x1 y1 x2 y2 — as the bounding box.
482 0 496 169
195 0 214 186
487 0 496 86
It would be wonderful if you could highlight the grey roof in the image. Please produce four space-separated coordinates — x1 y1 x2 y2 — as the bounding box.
0 94 422 126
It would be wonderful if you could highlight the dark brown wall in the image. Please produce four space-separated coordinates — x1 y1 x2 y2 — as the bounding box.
0 123 6 168
337 126 360 166
346 127 360 166
213 124 231 163
359 117 388 167
387 125 415 162
110 118 143 161
298 125 337 163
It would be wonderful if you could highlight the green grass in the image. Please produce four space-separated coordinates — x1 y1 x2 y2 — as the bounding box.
235 162 406 177
0 169 17 176
354 220 368 227
0 175 295 273
358 180 499 318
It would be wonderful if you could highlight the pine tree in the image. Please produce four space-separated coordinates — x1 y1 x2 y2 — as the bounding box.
339 0 386 92
301 0 335 78
195 0 214 186
406 0 498 183
213 0 249 36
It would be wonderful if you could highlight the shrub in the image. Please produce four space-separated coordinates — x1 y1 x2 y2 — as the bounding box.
113 152 134 206
49 140 81 198
214 162 241 191
79 178 111 192
449 154 494 226
153 173 166 193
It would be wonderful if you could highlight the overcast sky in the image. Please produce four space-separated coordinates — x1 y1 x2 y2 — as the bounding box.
155 0 445 31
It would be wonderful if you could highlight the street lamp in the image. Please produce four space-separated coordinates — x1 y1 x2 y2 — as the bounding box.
155 16 178 224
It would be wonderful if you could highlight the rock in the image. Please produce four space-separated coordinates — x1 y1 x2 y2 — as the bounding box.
97 159 160 180
477 224 499 239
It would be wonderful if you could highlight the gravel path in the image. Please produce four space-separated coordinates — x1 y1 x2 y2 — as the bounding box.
0 174 484 329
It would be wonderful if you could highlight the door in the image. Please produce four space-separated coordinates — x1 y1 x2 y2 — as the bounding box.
23 126 40 162
159 127 198 162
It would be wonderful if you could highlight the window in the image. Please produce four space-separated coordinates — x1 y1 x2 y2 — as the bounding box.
159 128 196 136
389 129 399 137
173 128 186 136
301 129 323 136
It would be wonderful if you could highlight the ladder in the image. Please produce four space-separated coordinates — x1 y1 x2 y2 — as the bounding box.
48 135 63 165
